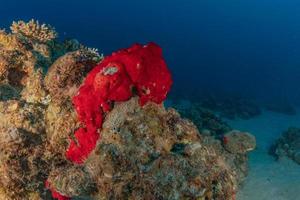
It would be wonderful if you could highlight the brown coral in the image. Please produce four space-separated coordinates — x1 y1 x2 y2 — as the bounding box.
21 68 47 103
11 19 57 43
44 49 99 105
0 101 48 199
48 165 95 197
0 19 255 200
0 20 102 199
45 100 80 154
223 130 256 154
0 30 23 50
79 98 246 199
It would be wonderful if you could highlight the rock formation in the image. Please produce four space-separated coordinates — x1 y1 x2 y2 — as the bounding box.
0 20 255 200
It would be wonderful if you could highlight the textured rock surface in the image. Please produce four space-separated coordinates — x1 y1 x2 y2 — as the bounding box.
11 19 57 43
270 127 300 165
223 130 256 154
0 20 101 200
201 96 261 120
171 101 232 137
82 98 249 199
0 20 255 200
170 92 262 120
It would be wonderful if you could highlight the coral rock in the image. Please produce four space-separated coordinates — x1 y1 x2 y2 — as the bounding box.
80 98 243 199
223 130 256 154
47 166 94 197
270 127 300 164
11 19 57 43
44 49 99 105
66 42 173 164
0 20 254 200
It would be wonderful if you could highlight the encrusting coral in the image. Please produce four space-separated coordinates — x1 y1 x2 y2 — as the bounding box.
0 20 102 200
0 20 255 200
223 130 256 154
84 98 240 199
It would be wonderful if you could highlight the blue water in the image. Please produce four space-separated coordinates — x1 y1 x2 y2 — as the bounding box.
1 0 300 105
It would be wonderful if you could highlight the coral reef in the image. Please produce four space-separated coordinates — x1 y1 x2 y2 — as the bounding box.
65 42 172 164
265 101 297 115
223 130 256 154
44 49 100 105
170 91 262 120
11 19 57 43
1 19 101 86
0 20 102 199
0 20 255 200
0 100 48 199
199 95 261 120
171 101 232 138
270 127 300 164
48 98 253 199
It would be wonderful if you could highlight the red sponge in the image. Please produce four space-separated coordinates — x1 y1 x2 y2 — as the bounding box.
48 42 172 199
66 42 172 164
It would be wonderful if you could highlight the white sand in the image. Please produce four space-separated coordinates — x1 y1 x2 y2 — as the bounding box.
226 109 300 200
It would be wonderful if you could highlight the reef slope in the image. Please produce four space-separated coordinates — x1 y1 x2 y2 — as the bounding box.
0 20 255 200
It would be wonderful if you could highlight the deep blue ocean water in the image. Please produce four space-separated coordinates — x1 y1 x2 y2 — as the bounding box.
1 0 300 105
1 1 300 199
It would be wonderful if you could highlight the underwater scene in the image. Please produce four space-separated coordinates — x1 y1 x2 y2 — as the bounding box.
0 0 299 200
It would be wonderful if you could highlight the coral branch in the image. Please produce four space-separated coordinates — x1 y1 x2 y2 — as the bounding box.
11 19 57 43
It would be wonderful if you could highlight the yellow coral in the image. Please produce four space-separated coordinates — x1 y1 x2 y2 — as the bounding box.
0 31 20 50
11 19 57 43
21 69 47 103
0 186 12 200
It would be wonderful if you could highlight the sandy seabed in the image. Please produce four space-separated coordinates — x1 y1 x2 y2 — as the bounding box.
226 109 300 200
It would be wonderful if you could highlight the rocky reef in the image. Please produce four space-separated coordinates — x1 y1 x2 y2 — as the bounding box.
170 91 262 120
0 20 255 200
170 101 232 138
202 96 261 120
264 101 297 116
270 127 300 165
